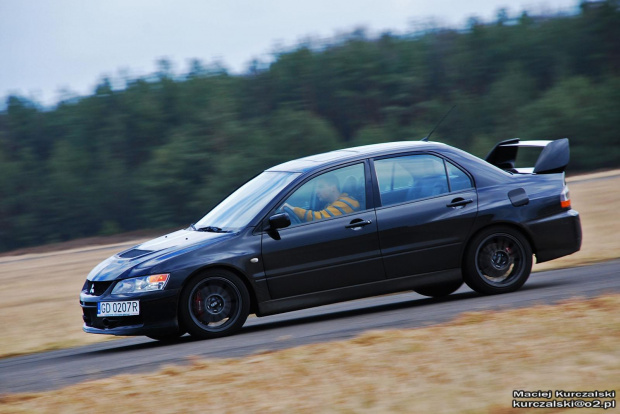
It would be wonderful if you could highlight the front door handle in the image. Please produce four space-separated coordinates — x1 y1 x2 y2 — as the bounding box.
446 198 473 208
345 219 372 230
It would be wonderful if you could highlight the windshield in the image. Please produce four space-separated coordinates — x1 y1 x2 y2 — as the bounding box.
195 171 299 231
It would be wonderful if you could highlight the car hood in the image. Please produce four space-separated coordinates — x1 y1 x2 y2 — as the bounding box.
87 229 234 282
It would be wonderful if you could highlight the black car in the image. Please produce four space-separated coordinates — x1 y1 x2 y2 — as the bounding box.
80 138 581 341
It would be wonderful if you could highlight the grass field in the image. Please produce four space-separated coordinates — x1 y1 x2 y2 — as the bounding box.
1 294 618 413
0 170 618 359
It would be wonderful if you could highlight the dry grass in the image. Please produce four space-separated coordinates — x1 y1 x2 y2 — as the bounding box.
533 170 620 271
0 171 618 359
1 294 618 413
0 242 148 358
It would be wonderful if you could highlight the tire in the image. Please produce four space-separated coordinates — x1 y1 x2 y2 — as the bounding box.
179 269 250 339
414 279 463 297
462 226 533 295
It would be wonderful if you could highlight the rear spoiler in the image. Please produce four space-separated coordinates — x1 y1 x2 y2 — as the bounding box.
485 138 570 174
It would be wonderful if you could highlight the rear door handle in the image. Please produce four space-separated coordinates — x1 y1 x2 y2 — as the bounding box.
345 219 372 229
446 198 473 208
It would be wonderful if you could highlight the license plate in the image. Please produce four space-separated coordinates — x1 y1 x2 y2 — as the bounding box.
97 301 139 317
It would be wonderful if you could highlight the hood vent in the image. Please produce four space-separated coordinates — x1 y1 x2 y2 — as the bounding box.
118 248 153 258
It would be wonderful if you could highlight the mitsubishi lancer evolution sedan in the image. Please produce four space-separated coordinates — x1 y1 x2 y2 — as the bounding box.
80 138 582 341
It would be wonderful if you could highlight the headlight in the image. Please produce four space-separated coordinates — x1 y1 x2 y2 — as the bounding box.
111 274 170 294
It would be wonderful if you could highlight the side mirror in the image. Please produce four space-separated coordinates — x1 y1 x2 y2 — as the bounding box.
269 213 291 230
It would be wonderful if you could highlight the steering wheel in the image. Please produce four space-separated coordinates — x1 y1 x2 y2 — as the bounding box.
282 205 302 224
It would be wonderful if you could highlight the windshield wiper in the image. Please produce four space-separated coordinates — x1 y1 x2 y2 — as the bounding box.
195 226 231 233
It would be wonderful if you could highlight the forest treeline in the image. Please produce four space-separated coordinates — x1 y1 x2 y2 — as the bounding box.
0 1 619 252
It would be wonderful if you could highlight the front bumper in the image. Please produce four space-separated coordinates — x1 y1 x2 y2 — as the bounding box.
528 209 582 263
80 288 181 336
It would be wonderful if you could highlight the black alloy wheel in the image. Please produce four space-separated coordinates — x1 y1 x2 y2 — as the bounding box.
463 226 533 294
180 270 250 339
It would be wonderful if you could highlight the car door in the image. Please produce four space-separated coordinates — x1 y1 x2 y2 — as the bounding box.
261 162 385 299
372 153 478 278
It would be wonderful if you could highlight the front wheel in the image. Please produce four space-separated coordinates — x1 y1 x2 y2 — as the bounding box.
462 226 532 295
179 269 250 339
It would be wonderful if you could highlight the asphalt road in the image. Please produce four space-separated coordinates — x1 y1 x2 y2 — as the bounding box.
1 259 619 394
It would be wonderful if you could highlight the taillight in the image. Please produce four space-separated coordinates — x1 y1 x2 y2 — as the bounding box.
560 185 571 209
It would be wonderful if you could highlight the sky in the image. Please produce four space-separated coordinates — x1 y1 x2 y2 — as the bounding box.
0 0 578 107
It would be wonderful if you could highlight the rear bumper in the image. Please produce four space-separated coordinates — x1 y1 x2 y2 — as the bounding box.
528 209 582 263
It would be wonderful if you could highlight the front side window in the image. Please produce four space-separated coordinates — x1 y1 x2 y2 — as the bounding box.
279 163 366 226
375 154 449 206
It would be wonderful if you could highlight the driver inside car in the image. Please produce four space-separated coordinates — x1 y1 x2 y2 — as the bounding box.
283 175 360 222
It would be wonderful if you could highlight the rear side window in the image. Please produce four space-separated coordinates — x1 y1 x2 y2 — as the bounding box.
374 154 449 206
374 161 412 191
446 161 473 191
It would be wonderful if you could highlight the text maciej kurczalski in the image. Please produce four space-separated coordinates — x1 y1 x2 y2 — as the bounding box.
513 390 615 399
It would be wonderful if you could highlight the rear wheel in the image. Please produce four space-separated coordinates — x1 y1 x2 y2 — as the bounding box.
179 269 250 339
414 279 463 297
463 226 532 294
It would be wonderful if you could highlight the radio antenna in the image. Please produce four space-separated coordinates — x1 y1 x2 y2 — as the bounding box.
421 105 456 142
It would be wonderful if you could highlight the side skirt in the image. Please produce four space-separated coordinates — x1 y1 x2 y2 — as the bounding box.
256 269 462 317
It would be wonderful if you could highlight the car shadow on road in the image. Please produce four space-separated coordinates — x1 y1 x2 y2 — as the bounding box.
84 292 481 355
86 279 567 355
241 291 481 333
242 278 570 333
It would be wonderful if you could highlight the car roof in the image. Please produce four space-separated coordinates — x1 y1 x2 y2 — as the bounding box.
266 141 452 173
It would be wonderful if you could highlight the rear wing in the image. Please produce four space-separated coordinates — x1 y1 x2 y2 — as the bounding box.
485 138 570 174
